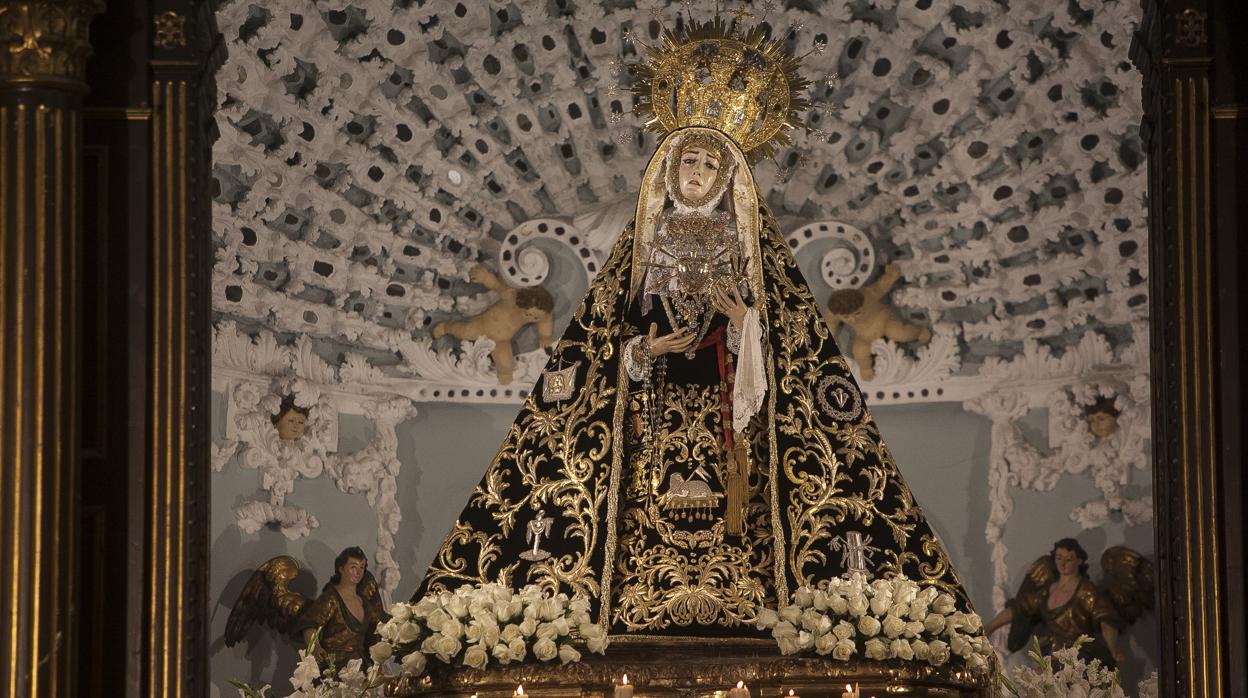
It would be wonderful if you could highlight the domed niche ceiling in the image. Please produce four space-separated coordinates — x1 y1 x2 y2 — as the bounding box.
211 0 1147 401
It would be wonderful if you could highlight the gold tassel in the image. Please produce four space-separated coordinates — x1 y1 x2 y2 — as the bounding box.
726 437 749 536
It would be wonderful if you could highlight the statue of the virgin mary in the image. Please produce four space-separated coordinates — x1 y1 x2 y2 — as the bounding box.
416 16 975 641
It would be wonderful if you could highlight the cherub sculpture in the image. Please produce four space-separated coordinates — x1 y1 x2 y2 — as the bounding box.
823 263 931 381
225 547 388 666
984 538 1154 669
432 264 555 385
1084 395 1121 441
272 395 310 441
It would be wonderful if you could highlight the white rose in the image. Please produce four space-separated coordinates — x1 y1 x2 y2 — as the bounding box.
772 620 799 640
910 639 931 661
832 620 856 641
500 624 523 643
519 617 538 637
828 594 849 615
397 622 421 645
491 642 515 664
869 592 893 617
533 637 558 661
923 613 947 635
950 634 973 659
963 613 984 633
495 599 521 621
777 634 801 655
906 601 928 622
756 607 779 629
551 617 571 636
815 631 837 655
379 622 398 643
888 602 910 619
478 623 501 649
369 642 393 664
800 608 825 633
463 645 489 670
425 608 451 633
847 593 869 618
889 638 914 661
881 615 905 639
536 622 559 640
831 638 857 661
508 638 527 659
904 620 924 638
539 598 563 622
446 596 469 618
794 587 815 607
779 605 802 624
389 604 412 622
812 589 830 611
856 615 881 637
798 630 814 650
441 618 464 640
967 652 988 674
432 634 462 662
928 639 950 666
399 650 427 676
893 583 918 606
864 638 888 660
412 597 438 617
558 643 581 664
569 596 591 614
586 632 608 654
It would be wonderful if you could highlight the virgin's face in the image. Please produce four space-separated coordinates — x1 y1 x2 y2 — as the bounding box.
678 147 721 201
339 557 366 586
1053 547 1082 577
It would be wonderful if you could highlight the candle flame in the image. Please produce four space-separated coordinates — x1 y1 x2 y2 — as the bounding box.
516 686 524 696
737 681 745 688
622 674 630 685
788 691 796 696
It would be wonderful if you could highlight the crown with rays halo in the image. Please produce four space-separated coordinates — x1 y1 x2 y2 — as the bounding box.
631 11 813 161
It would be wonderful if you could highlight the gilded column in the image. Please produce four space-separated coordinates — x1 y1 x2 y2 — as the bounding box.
0 1 102 697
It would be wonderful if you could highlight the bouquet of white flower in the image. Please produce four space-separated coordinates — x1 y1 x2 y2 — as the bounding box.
1000 636 1128 698
232 628 387 698
755 576 994 673
370 583 609 677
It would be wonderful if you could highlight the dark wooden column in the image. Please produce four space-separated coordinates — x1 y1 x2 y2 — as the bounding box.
1133 0 1247 695
140 2 219 696
0 1 102 697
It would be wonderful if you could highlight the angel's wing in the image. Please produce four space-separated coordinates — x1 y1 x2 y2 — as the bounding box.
1100 546 1155 625
224 555 311 646
1007 555 1058 653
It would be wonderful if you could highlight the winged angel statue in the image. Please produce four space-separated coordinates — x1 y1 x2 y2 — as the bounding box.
985 539 1153 668
225 548 388 666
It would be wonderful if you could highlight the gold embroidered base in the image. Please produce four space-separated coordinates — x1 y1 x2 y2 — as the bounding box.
385 639 994 697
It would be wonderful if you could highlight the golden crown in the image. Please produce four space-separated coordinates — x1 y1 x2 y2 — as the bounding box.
632 14 811 160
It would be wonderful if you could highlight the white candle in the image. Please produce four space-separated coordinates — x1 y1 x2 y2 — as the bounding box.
514 686 525 698
841 684 857 698
727 680 751 698
613 673 634 698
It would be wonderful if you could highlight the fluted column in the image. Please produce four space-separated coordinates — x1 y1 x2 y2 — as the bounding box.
0 1 102 697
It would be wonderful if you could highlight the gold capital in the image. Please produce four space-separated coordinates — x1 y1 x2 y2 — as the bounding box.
0 0 105 88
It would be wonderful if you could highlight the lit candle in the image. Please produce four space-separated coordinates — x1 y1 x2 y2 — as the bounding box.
727 680 751 698
514 686 525 698
614 673 634 698
840 684 857 698
785 690 800 698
